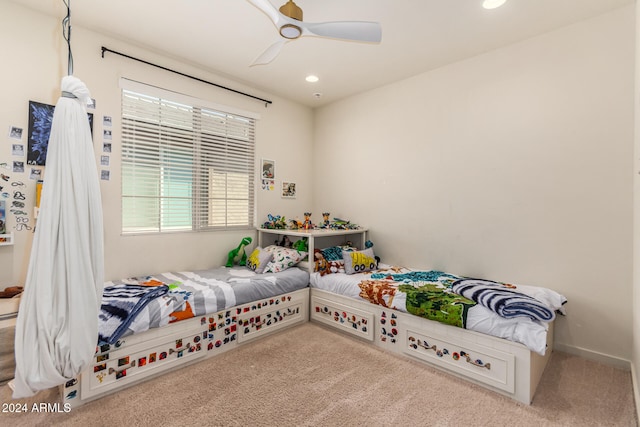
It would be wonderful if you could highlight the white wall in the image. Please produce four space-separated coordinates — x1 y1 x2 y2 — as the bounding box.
0 2 314 283
314 6 635 363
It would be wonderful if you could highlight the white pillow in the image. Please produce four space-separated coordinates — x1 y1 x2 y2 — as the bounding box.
264 245 307 273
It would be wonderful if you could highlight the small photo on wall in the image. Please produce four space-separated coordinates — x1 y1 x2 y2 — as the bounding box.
12 144 25 157
9 126 23 140
262 159 275 179
282 181 296 199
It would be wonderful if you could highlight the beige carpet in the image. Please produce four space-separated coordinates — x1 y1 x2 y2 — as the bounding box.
0 322 636 427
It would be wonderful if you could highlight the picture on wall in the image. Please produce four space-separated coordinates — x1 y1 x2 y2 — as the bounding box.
282 181 296 199
27 100 94 166
262 158 275 179
0 200 5 241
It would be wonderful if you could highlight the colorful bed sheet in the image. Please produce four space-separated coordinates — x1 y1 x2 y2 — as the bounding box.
310 266 566 355
98 266 309 344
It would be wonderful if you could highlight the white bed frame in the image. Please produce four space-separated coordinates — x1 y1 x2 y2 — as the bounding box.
61 288 309 407
60 285 553 407
309 288 553 405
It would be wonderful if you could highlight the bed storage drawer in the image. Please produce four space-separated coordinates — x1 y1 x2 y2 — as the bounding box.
402 327 515 393
237 288 309 343
78 320 208 401
311 295 374 341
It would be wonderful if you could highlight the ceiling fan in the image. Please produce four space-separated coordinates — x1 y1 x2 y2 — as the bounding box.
247 0 382 65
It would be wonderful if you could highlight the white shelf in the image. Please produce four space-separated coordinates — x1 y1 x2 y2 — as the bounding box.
257 227 368 273
0 233 14 246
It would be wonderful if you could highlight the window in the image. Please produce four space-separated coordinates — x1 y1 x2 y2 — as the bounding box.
120 80 257 234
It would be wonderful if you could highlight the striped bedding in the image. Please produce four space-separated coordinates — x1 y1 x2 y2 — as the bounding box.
98 266 309 344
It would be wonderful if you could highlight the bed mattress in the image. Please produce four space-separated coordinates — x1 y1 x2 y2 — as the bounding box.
99 266 309 345
310 266 566 355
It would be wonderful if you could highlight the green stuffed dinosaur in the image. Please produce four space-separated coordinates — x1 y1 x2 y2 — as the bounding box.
226 237 253 267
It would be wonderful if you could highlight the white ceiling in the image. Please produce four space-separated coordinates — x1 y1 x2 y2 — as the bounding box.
10 0 634 108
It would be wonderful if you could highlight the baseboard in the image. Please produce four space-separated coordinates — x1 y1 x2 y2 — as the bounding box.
553 343 631 370
631 363 640 423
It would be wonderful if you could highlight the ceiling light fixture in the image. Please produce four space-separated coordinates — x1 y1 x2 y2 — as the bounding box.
305 75 319 83
482 0 507 9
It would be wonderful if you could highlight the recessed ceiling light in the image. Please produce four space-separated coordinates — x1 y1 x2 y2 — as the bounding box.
483 0 507 9
305 75 319 83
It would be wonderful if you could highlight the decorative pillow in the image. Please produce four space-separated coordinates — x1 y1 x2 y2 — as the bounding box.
321 245 358 262
246 247 273 274
264 245 307 273
342 247 377 275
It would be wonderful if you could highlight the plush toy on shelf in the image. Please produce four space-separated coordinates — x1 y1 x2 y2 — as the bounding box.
292 238 308 252
276 235 292 248
226 236 252 267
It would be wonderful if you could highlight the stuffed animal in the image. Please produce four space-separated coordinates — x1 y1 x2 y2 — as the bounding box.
292 238 308 252
226 236 252 267
314 249 329 275
276 235 292 248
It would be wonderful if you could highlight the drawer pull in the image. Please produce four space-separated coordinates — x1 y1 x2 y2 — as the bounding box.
169 343 191 354
463 354 491 370
108 360 136 375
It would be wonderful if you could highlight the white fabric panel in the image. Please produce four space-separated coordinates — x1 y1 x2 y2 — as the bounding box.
12 76 104 398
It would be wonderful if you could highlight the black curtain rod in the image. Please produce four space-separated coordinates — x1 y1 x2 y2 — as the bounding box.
101 46 272 106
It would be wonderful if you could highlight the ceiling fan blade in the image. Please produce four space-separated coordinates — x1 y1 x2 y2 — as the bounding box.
303 21 382 43
247 0 286 28
251 39 288 66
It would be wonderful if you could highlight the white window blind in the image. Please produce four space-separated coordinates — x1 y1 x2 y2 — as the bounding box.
121 82 256 234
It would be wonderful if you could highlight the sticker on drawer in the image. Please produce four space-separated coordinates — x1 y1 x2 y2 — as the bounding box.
311 296 374 341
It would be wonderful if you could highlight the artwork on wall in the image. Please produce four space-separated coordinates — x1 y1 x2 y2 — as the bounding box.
262 158 275 179
282 181 296 199
27 101 94 166
261 158 276 191
0 200 5 240
9 126 23 140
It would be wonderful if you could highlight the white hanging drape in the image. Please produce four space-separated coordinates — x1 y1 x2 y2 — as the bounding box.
12 75 104 398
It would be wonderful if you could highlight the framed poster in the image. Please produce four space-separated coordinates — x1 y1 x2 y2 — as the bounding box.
27 100 94 166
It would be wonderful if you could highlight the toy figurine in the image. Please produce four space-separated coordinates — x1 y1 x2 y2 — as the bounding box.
302 212 313 230
320 212 331 228
261 214 287 229
226 237 252 267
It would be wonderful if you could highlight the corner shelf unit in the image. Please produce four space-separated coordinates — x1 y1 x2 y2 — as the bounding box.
0 233 14 246
257 228 368 273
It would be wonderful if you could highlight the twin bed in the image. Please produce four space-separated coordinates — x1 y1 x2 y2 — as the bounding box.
60 239 567 407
